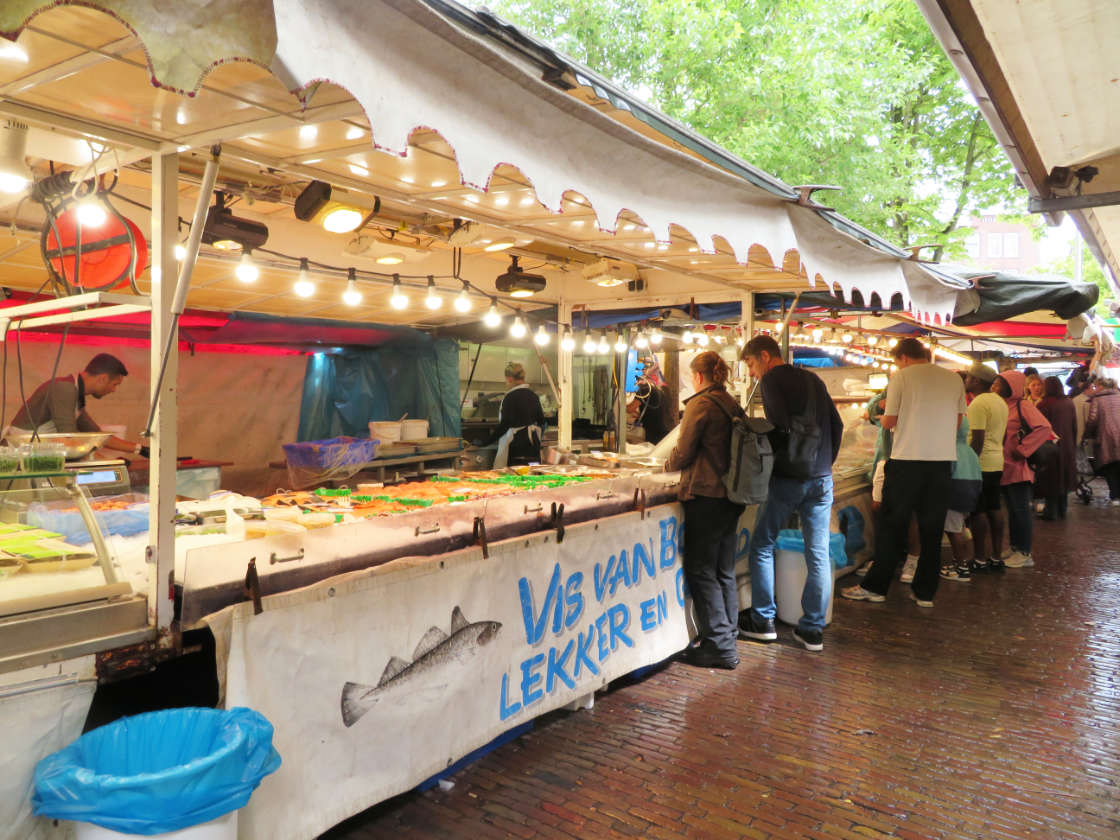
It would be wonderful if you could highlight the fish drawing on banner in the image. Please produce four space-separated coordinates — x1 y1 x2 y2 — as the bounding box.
341 605 501 727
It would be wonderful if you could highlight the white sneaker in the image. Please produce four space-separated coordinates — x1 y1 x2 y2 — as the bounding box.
900 555 918 583
1004 551 1034 568
1110 499 1120 507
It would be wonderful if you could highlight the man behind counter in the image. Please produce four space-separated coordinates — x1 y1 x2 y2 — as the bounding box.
9 353 149 457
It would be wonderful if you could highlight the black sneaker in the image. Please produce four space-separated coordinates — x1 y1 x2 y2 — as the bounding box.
793 627 824 652
940 564 971 583
738 611 777 642
682 644 739 669
971 557 993 573
987 557 1006 572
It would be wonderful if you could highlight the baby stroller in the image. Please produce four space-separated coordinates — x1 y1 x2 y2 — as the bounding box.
1075 439 1098 504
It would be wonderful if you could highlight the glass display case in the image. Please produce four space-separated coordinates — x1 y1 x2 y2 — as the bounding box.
0 474 150 673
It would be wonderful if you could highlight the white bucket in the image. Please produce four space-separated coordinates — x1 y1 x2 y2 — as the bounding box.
774 548 834 626
76 811 237 840
368 421 402 442
400 419 429 440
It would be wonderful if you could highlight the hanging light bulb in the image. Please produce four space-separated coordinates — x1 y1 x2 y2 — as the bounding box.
614 332 627 353
888 337 898 348
697 332 710 347
342 268 362 306
842 332 854 344
76 196 107 227
483 299 501 328
597 333 609 354
867 334 879 346
681 330 694 345
560 330 576 352
293 257 315 298
173 242 187 262
812 327 824 342
235 250 259 283
534 324 550 346
635 332 650 349
424 275 442 310
649 329 662 346
582 331 596 354
453 282 472 313
389 274 409 310
510 316 527 339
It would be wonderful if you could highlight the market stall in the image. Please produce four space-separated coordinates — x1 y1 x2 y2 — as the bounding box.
0 2 1014 838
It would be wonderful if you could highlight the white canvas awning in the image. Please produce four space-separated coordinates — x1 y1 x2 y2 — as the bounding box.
0 0 967 322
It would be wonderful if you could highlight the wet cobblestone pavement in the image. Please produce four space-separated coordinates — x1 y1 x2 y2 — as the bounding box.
324 492 1120 839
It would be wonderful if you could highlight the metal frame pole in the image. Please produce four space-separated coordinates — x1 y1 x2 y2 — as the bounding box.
558 301 573 451
148 150 178 647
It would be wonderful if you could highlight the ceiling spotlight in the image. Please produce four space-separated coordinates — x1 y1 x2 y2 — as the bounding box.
293 258 315 298
483 238 515 252
597 333 609 354
298 124 318 142
453 282 472 313
294 180 365 234
376 252 406 265
425 275 442 310
202 192 268 251
0 120 30 194
682 330 694 345
614 333 628 353
342 268 362 306
635 333 650 349
495 255 546 298
76 196 107 227
0 41 29 63
389 274 409 310
510 317 527 339
235 250 258 283
650 329 662 346
534 324 550 346
561 330 576 352
582 332 596 354
483 300 501 328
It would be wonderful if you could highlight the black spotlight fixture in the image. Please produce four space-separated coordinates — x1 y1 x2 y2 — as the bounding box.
202 192 269 251
495 255 546 298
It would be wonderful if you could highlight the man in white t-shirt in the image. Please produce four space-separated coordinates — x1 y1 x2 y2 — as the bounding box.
842 338 966 607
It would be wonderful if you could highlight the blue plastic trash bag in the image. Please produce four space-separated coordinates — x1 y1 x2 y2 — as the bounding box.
775 529 849 569
32 707 281 835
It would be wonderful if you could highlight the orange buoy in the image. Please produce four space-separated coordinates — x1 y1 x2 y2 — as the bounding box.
43 203 148 291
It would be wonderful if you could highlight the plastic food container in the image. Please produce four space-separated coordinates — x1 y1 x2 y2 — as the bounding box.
0 445 20 473
400 419 429 440
22 442 67 472
368 421 402 442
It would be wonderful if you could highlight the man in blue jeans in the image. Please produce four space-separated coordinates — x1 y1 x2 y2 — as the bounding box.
739 336 843 651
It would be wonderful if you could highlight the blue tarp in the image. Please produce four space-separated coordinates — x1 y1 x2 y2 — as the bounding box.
297 339 461 441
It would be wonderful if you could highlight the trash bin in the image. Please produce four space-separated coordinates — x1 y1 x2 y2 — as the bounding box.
773 529 846 626
32 707 281 838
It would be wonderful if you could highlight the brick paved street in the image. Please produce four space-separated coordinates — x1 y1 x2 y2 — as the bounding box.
323 494 1120 839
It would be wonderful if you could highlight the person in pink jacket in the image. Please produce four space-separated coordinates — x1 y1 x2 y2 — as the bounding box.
993 370 1054 568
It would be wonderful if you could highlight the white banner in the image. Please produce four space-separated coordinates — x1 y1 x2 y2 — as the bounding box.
224 504 690 840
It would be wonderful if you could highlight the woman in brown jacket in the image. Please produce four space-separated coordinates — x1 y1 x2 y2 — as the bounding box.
665 351 745 669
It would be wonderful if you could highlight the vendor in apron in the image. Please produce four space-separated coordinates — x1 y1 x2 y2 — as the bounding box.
7 353 148 457
485 362 544 467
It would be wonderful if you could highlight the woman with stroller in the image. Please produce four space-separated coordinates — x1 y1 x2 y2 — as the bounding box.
1086 378 1120 505
1036 376 1077 519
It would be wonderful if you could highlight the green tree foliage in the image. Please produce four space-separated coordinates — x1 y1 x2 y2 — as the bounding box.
486 0 1022 258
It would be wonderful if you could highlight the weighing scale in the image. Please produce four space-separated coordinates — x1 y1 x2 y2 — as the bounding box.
64 459 132 496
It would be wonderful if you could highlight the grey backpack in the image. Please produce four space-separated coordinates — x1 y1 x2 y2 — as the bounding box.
702 394 774 505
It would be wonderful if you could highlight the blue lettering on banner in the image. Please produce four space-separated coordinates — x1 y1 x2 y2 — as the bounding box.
500 516 687 719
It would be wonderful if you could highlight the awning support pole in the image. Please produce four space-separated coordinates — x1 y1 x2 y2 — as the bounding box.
558 301 573 451
147 149 179 648
142 145 220 438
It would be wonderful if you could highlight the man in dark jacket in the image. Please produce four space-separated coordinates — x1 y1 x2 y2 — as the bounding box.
739 336 843 652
